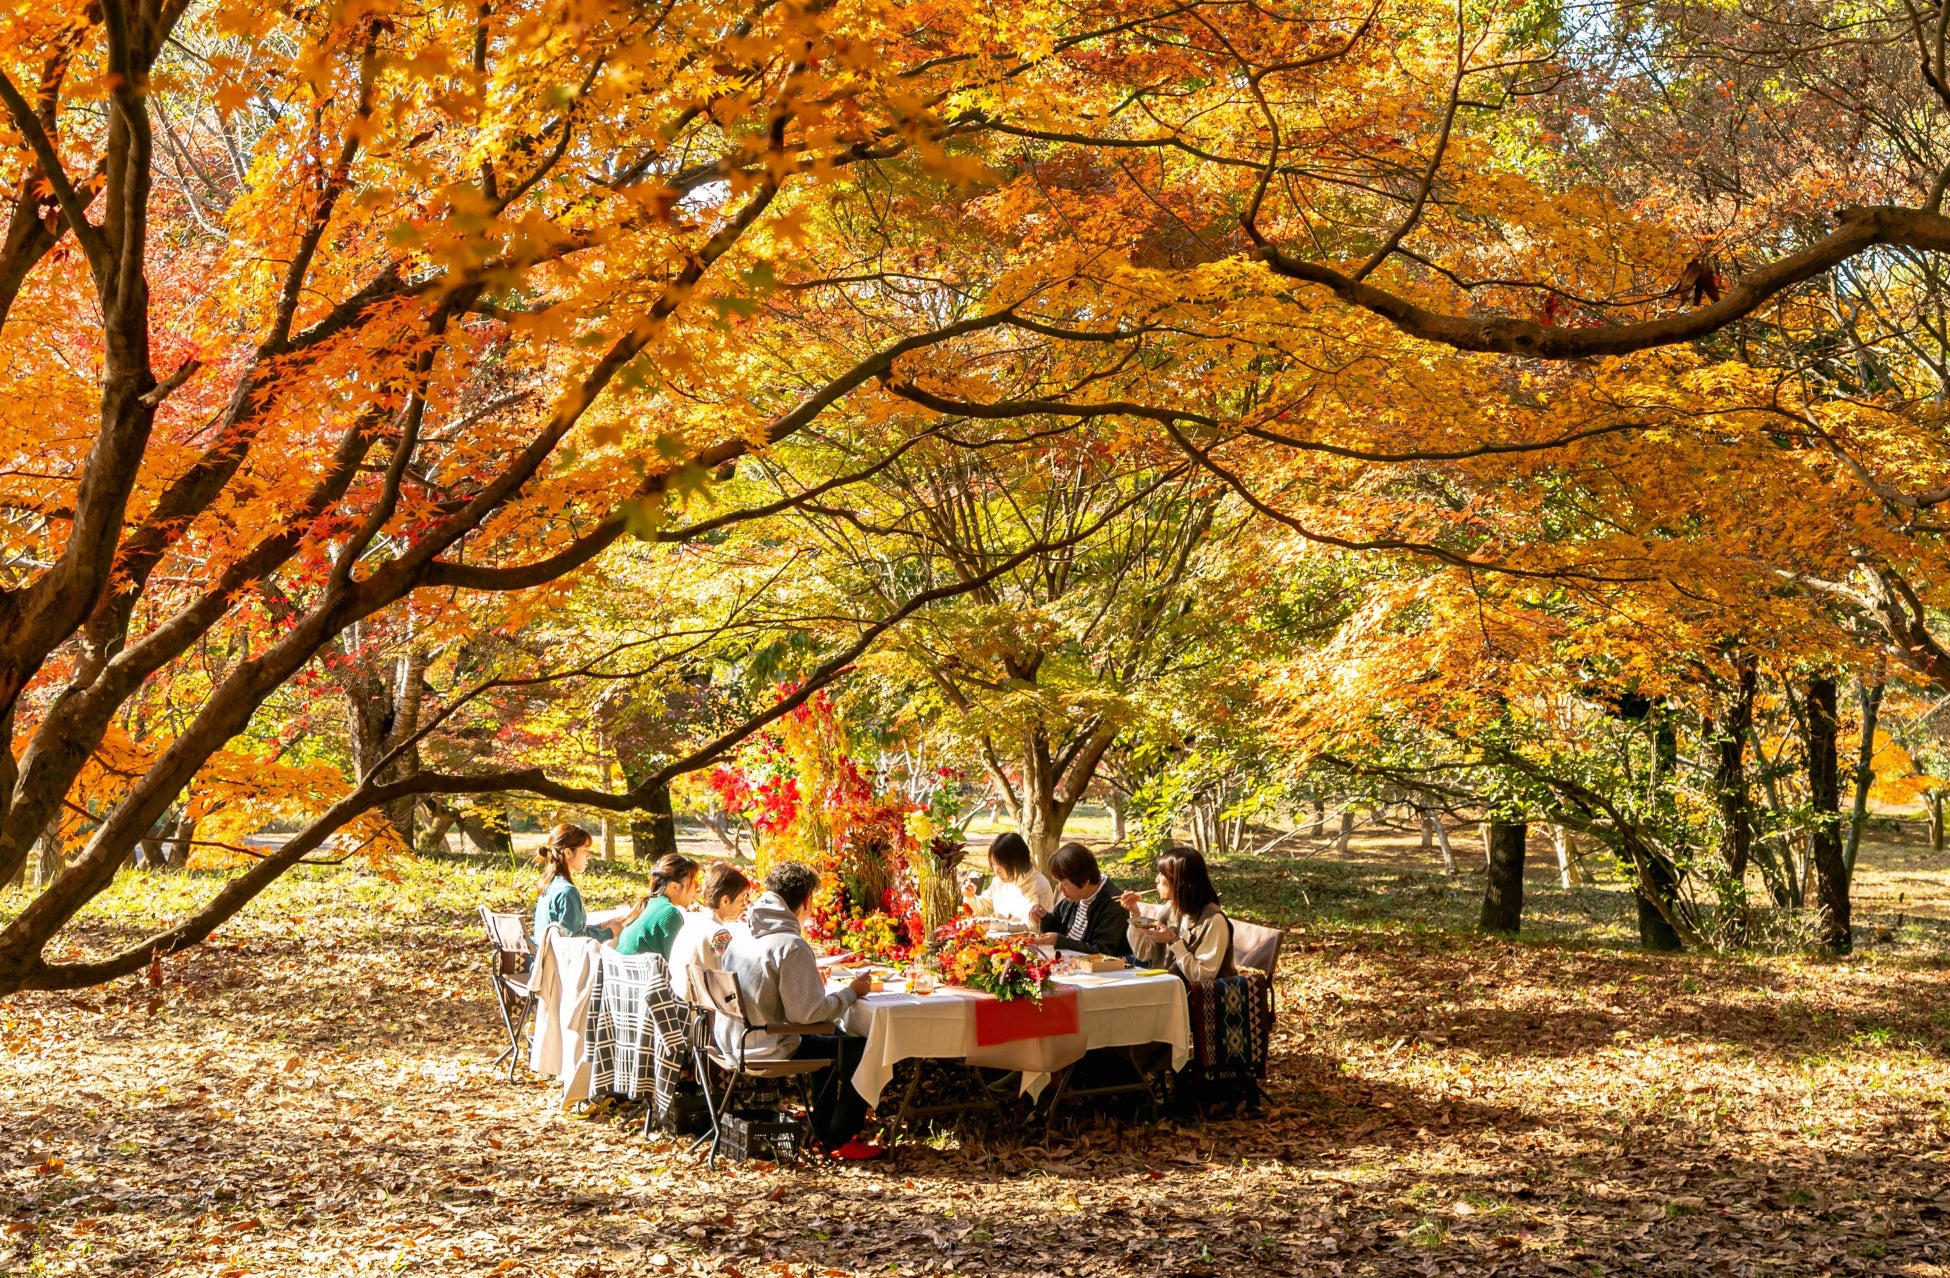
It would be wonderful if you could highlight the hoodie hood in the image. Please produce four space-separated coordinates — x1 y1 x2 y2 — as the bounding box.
746 891 804 940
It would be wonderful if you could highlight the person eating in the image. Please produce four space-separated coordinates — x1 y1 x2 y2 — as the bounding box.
961 832 1054 928
718 861 881 1159
1120 845 1234 983
1031 841 1132 957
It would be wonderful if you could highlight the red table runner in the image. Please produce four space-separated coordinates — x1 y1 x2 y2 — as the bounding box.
972 987 1080 1046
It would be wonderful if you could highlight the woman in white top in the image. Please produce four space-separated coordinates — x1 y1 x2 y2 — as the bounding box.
963 832 1055 927
669 862 752 1001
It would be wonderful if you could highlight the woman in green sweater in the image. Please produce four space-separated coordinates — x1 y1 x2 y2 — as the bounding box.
617 853 700 959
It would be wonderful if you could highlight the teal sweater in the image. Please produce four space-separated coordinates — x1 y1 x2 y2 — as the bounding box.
534 877 612 943
617 894 684 958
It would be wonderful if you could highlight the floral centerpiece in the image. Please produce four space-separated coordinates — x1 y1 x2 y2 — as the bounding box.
933 917 1054 1003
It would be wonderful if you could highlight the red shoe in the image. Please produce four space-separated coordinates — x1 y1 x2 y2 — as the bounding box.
829 1139 884 1161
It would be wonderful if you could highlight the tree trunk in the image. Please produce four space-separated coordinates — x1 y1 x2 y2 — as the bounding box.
1636 852 1686 951
999 723 1117 872
632 777 678 862
1478 821 1526 933
1929 792 1945 852
1335 808 1354 854
1109 792 1126 843
136 817 187 870
1418 806 1433 851
1308 797 1324 839
1843 679 1883 881
416 802 458 854
702 807 741 854
600 759 616 860
458 806 513 857
338 645 428 847
30 821 62 890
1747 724 1802 907
164 817 195 866
1553 825 1572 889
1806 675 1851 954
1433 815 1457 874
1712 655 1757 884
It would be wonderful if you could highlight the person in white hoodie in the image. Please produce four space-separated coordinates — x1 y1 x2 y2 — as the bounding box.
717 861 880 1159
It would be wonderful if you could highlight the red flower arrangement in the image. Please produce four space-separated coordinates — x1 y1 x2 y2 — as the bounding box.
933 918 1054 1003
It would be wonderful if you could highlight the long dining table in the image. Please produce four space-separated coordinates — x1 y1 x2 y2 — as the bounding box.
835 965 1192 1105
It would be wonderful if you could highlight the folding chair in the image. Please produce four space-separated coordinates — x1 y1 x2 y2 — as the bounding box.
1230 918 1285 1006
687 967 836 1168
479 907 536 1082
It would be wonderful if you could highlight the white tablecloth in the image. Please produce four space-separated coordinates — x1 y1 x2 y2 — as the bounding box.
839 970 1191 1105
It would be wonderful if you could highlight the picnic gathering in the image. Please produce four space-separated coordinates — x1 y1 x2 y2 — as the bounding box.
15 0 1950 1268
497 820 1277 1165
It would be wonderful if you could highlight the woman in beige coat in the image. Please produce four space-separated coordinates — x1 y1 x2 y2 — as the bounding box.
1121 846 1235 983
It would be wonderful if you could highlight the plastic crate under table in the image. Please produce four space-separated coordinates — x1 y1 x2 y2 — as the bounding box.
720 1109 808 1163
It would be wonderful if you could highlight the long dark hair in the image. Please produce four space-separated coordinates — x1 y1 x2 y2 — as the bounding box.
651 853 699 896
987 832 1034 881
539 823 592 890
1157 845 1220 916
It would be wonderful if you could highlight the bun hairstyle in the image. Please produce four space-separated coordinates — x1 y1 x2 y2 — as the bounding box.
651 853 700 896
539 822 594 889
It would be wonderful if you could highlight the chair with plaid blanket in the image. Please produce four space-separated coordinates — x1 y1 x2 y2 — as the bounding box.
1179 966 1273 1113
584 948 696 1130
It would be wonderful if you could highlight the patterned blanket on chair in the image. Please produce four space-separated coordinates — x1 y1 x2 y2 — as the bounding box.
1187 967 1271 1078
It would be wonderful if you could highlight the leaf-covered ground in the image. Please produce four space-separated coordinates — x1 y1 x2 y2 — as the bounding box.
5 840 1950 1277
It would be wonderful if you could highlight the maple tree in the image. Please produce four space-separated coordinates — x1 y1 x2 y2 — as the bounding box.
8 0 1950 991
863 0 1950 953
0 0 1211 993
718 418 1255 866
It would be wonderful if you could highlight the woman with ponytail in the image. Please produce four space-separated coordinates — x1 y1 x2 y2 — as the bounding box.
616 853 701 959
533 824 641 943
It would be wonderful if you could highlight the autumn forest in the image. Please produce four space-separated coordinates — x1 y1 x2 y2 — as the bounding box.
5 0 1950 1272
